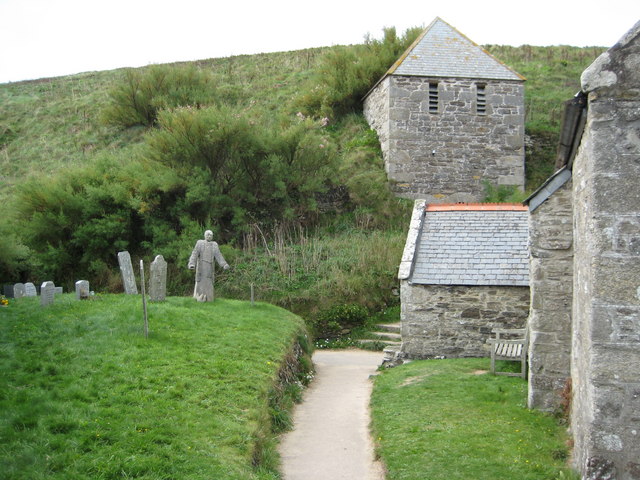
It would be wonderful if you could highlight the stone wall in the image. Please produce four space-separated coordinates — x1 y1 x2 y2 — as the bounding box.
400 283 530 359
527 180 573 411
363 77 390 166
571 22 640 480
364 75 525 202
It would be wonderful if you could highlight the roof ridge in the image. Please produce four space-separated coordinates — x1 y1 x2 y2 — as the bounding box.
386 17 525 81
426 203 528 212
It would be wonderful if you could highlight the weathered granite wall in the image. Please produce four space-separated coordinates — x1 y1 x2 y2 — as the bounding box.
571 21 640 480
400 283 530 358
363 76 390 165
364 76 525 201
527 180 573 411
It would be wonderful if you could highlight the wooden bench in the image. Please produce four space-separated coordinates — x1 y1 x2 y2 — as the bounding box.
487 328 528 378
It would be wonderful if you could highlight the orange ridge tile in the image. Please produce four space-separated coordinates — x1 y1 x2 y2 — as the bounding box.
425 203 528 212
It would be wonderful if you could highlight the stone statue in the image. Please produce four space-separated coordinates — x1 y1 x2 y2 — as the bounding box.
188 230 229 302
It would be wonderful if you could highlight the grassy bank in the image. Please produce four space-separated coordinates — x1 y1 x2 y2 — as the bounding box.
217 227 407 321
371 359 576 480
0 294 311 479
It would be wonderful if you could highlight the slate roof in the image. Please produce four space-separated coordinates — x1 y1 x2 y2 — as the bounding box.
387 17 524 81
409 203 529 286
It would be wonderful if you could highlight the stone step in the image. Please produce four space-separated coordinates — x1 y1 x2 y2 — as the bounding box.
382 345 408 367
375 323 401 334
370 331 401 341
358 339 402 347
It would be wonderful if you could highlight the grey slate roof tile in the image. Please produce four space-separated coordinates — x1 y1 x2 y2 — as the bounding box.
409 208 529 286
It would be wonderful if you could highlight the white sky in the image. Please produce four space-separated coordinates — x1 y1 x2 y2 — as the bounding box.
0 0 638 84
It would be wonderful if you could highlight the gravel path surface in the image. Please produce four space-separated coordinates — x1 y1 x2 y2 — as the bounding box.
278 349 386 480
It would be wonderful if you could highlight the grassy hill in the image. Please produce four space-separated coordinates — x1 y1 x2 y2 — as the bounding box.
0 39 607 330
0 49 326 200
0 294 311 479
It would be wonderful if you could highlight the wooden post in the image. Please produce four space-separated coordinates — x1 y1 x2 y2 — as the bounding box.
250 282 254 306
140 260 148 339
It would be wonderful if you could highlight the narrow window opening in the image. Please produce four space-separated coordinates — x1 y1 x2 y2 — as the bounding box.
429 82 439 113
476 84 486 115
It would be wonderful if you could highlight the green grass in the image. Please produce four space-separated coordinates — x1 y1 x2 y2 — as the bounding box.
0 294 310 479
217 228 407 319
0 49 326 204
371 359 577 480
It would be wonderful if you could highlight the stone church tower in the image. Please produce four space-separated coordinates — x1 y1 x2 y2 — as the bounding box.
363 17 526 201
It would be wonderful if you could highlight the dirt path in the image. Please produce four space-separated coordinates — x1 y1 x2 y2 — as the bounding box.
278 349 386 480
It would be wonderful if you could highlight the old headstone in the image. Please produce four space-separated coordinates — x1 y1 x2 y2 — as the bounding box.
24 282 37 297
149 255 167 302
40 281 55 306
117 251 138 294
54 286 63 295
13 283 25 298
4 285 14 298
75 280 90 300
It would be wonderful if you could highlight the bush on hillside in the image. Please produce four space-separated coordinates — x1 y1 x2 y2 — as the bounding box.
145 106 337 230
334 115 411 229
14 154 190 288
101 64 218 128
13 108 340 291
295 27 422 119
313 303 369 337
0 224 31 281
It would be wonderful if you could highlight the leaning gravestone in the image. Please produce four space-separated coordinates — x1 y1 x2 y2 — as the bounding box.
40 281 55 306
75 280 90 300
13 283 25 298
149 255 167 302
117 251 138 294
24 283 37 297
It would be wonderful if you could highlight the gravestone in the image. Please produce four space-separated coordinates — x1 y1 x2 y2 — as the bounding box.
149 255 167 302
75 280 90 299
24 282 37 297
4 285 14 298
14 283 27 299
40 281 55 306
117 251 138 294
54 286 63 295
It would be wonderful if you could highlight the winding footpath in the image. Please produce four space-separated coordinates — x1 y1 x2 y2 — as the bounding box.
278 349 386 480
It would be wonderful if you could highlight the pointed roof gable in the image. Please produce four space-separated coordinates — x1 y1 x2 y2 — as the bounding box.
387 17 525 81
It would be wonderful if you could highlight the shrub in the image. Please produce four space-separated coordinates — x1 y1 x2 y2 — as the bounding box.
335 115 411 228
295 27 422 119
14 153 187 290
313 303 369 337
145 106 337 234
101 64 218 128
0 223 31 282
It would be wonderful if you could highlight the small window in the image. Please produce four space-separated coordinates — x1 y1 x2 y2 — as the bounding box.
476 84 486 115
429 82 439 113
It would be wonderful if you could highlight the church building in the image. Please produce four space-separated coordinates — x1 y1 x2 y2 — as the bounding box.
364 17 526 201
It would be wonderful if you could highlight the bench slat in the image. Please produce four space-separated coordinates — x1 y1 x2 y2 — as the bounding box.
489 328 528 378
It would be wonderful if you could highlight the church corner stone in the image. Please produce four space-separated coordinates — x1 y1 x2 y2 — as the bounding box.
527 179 573 412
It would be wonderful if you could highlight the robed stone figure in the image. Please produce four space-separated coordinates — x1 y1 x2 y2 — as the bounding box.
188 230 229 302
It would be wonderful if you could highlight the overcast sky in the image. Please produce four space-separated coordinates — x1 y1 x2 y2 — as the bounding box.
0 0 638 84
